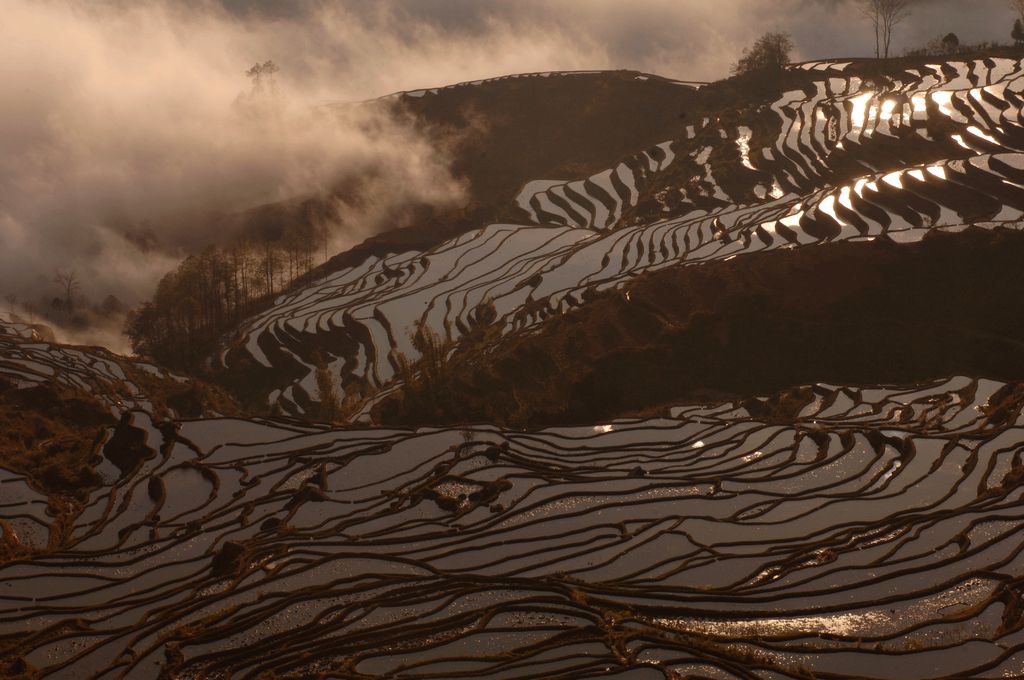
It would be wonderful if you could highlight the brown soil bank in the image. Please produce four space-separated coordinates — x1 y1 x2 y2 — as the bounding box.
0 379 114 499
375 226 1024 428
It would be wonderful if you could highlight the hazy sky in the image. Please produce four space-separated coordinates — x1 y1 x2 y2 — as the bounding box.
215 0 1014 90
0 0 1015 334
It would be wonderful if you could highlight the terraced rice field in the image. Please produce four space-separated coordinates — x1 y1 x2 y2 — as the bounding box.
7 59 1024 679
0 321 189 415
222 58 1024 416
4 376 1024 678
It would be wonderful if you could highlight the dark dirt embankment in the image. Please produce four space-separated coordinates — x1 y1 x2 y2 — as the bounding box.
0 379 114 500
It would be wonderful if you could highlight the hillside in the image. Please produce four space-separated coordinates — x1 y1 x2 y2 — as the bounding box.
9 51 1024 680
214 55 1024 419
217 70 708 274
372 226 1024 427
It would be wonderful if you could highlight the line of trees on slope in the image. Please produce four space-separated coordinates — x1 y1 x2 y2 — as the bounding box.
125 220 325 371
906 32 1007 58
123 57 339 371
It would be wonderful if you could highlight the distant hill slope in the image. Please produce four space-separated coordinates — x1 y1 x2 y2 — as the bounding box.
390 70 706 212
372 226 1024 427
0 320 234 420
211 54 1024 420
215 70 706 270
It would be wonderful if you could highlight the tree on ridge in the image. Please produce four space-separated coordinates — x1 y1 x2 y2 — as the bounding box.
53 269 79 313
859 0 913 59
732 32 794 77
245 60 279 95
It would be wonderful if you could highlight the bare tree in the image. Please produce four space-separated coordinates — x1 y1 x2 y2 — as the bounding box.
245 62 265 92
313 353 342 423
261 60 279 91
859 0 913 59
860 0 881 57
245 60 279 96
53 269 79 312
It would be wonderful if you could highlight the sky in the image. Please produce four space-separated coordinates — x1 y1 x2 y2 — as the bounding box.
212 0 1013 90
0 0 1014 346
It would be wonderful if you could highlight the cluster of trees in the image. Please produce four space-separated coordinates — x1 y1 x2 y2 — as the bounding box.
314 353 344 422
1012 1 1024 45
858 0 1024 59
390 322 458 421
730 1 909 77
910 2 1024 55
732 32 794 77
126 221 327 370
245 60 279 94
125 58 335 369
3 270 124 336
237 59 283 120
731 1 911 77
